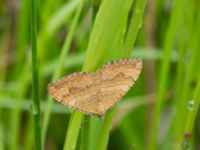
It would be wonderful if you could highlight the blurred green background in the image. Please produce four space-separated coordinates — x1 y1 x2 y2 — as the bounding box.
0 0 200 150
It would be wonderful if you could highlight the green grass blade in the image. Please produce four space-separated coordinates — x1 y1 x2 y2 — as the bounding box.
24 116 34 150
83 0 133 71
80 115 91 150
9 60 31 150
9 6 30 149
85 0 133 149
184 75 200 137
46 0 81 37
96 108 116 150
0 20 8 150
64 0 133 149
184 8 200 137
30 0 41 148
37 0 81 67
123 0 147 57
96 0 147 149
14 0 29 77
63 112 84 150
0 124 4 150
174 6 200 148
42 0 84 147
149 0 182 149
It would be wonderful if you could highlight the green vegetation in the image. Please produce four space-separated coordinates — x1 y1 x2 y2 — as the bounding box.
0 0 199 149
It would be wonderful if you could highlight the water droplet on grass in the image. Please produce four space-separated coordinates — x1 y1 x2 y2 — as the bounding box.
31 103 38 115
181 140 190 150
187 100 194 111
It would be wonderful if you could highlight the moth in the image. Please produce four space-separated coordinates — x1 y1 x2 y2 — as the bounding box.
48 58 142 117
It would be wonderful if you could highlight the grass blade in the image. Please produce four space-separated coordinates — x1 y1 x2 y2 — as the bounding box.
174 6 200 148
123 0 147 57
30 0 41 149
42 0 84 147
96 0 147 149
184 75 200 138
64 0 133 149
149 0 182 149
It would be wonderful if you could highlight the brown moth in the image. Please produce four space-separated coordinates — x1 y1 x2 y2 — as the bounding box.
48 58 142 117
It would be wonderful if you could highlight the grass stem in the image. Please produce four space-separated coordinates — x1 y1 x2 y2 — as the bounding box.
30 0 41 149
149 0 182 149
42 0 84 147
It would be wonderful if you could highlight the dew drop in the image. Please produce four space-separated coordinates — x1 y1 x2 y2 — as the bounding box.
181 140 190 150
138 20 143 29
187 100 194 111
31 103 39 115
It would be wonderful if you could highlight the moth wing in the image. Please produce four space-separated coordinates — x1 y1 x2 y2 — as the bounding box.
95 59 142 115
48 73 106 116
48 72 94 103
